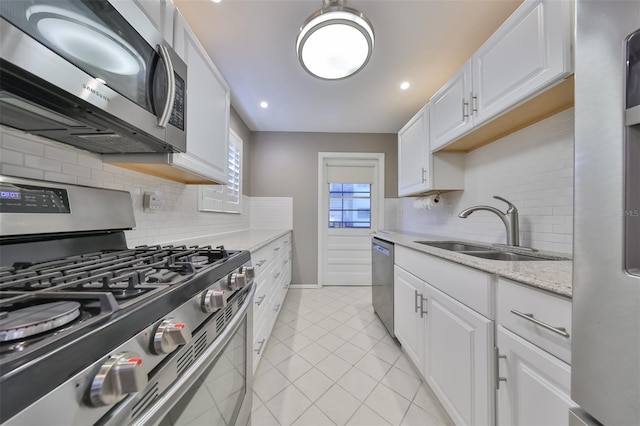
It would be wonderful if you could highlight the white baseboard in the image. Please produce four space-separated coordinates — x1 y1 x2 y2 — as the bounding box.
289 284 319 289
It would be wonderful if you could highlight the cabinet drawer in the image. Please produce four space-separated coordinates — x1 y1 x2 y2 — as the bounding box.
395 245 493 318
252 234 290 277
497 278 571 364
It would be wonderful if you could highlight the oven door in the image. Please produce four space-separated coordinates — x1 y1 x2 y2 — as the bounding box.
131 284 254 426
0 0 186 152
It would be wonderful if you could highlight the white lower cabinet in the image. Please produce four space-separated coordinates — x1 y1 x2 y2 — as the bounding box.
496 326 573 426
496 278 574 426
394 260 494 426
393 265 426 375
251 232 292 372
424 283 493 426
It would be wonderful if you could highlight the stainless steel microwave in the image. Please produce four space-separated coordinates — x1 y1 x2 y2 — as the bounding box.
0 0 186 154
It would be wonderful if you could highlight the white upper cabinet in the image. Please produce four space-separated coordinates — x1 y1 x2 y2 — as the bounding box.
430 0 572 152
398 104 464 197
134 0 175 43
398 105 430 196
429 61 474 150
172 10 230 184
471 0 572 127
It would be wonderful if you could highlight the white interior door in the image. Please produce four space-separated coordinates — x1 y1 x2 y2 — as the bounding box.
318 154 384 287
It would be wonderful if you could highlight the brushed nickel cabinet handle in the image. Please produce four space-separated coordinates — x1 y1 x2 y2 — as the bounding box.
510 309 570 338
414 290 420 313
255 295 266 306
462 98 469 119
254 338 266 354
470 92 478 115
420 295 428 318
494 347 507 390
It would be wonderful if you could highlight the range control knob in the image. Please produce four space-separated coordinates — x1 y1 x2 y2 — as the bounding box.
240 266 255 280
89 352 147 407
228 272 246 290
201 288 227 314
152 319 191 355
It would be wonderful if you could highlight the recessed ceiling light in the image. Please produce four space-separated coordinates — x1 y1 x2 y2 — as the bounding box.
400 81 410 90
211 0 221 3
260 101 269 109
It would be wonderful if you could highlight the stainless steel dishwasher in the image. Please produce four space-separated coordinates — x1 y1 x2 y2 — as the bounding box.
372 237 394 337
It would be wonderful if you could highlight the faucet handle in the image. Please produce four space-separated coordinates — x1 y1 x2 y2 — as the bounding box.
493 196 518 212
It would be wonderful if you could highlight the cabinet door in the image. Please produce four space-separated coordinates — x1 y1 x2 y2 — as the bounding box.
134 0 175 43
173 11 230 184
429 61 473 152
472 0 572 126
497 326 574 426
398 106 429 196
393 265 425 374
424 283 493 426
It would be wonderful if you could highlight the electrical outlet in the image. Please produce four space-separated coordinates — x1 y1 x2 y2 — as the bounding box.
143 192 163 212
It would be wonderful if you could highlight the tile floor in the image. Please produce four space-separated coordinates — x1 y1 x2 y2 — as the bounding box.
251 286 454 426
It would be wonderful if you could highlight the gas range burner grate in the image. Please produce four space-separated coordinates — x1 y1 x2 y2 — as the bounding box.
0 245 233 308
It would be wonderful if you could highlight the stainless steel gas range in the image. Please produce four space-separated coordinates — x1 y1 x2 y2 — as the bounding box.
0 176 255 425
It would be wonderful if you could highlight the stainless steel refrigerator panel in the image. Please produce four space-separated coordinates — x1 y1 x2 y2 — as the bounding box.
572 1 640 425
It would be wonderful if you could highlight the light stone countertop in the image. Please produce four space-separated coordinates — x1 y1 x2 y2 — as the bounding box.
166 229 291 253
372 230 573 298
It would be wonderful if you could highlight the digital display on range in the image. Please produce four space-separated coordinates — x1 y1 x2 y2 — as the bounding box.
0 184 70 214
0 191 21 199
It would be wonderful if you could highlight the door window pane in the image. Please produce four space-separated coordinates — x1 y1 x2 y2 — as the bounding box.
328 183 371 228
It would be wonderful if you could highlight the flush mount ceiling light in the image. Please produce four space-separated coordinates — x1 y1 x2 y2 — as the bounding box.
296 0 374 80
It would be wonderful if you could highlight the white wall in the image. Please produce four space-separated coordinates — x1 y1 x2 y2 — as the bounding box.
393 109 574 254
0 127 286 247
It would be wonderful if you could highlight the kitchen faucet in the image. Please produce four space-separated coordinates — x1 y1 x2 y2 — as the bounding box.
458 196 520 246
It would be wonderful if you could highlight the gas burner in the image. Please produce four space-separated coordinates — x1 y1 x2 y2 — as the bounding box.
190 255 210 267
0 301 81 342
108 289 148 300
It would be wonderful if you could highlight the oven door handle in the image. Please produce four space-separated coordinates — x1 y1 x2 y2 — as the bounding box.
131 282 255 426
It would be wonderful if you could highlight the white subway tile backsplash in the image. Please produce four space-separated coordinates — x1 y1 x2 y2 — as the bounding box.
77 153 103 169
43 172 76 184
25 155 61 172
62 163 92 178
1 131 45 156
395 109 575 254
1 164 44 180
91 168 114 181
1 126 291 249
0 148 23 165
44 145 78 163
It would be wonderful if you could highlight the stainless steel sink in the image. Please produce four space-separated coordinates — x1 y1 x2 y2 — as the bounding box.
415 241 490 252
414 240 567 261
461 251 549 261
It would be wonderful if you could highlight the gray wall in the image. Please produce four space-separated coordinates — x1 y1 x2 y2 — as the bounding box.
229 107 252 196
248 132 397 284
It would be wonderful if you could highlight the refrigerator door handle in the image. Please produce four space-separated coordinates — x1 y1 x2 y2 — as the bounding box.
510 309 570 338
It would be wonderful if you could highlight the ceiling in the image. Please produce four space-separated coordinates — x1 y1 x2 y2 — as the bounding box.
173 0 521 134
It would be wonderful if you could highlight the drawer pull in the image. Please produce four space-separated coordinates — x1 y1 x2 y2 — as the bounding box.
510 309 570 338
255 295 266 306
256 259 267 267
254 338 266 354
414 290 420 313
274 247 281 252
274 304 281 312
